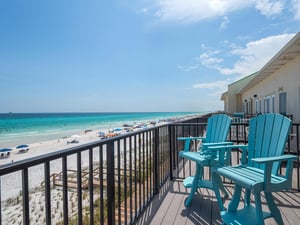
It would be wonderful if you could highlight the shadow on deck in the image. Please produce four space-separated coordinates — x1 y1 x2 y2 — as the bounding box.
135 179 300 225
135 149 300 225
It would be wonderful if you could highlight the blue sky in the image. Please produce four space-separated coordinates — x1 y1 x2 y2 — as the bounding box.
0 0 299 113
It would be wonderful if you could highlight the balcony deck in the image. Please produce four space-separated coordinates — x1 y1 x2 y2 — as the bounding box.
138 180 300 225
0 117 299 225
136 158 300 225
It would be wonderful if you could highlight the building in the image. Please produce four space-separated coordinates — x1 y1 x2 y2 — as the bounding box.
222 32 300 122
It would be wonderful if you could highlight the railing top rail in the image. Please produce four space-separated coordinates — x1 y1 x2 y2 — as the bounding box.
1 120 298 175
0 123 169 175
170 123 208 126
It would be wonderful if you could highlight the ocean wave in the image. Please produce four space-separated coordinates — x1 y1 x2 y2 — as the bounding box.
42 129 61 133
0 131 39 137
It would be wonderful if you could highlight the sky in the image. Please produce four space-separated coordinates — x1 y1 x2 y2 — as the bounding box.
0 0 299 113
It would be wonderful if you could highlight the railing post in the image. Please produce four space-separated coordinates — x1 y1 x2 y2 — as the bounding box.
88 148 94 225
22 168 29 225
62 156 68 225
77 152 83 225
168 125 175 180
106 141 115 225
153 128 160 194
44 162 51 225
0 178 1 225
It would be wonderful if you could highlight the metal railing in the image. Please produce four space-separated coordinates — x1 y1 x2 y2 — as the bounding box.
0 115 299 225
170 120 300 191
0 124 174 225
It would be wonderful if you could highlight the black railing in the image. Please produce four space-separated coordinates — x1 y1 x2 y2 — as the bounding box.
0 125 172 225
170 120 300 191
0 115 299 225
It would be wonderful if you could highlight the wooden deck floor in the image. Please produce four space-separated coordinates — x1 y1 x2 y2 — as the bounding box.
135 157 300 225
135 179 300 225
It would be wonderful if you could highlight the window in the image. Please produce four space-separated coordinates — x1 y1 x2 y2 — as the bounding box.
279 92 287 115
259 100 262 113
255 100 259 114
272 95 275 113
264 96 271 113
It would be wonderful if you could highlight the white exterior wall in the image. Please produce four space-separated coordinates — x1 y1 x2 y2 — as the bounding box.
242 55 300 122
225 74 256 114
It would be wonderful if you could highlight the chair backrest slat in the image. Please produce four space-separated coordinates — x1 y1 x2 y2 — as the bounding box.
205 114 231 143
247 114 291 173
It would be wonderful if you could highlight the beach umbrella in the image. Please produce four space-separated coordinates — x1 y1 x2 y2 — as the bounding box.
67 135 80 144
0 148 12 152
114 127 123 132
0 148 12 158
16 144 29 149
98 131 105 137
71 135 80 139
16 144 29 152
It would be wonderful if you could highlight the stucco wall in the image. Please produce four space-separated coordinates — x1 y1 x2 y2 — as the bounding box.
225 74 256 114
242 55 300 122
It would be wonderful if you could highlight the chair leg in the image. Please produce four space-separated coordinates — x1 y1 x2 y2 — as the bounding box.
228 185 242 213
218 177 228 198
212 172 225 211
265 192 284 225
244 189 251 206
184 164 201 207
254 192 264 225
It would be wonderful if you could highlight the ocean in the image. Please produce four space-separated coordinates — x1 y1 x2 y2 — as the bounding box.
0 112 202 148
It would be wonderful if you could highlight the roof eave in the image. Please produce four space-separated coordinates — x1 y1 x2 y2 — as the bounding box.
237 32 300 94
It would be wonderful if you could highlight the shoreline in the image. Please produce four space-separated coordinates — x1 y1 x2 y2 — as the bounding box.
0 114 199 200
0 121 154 165
0 114 201 165
0 114 202 224
0 112 201 148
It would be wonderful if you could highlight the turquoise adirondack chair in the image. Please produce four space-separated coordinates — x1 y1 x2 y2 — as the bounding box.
211 113 296 225
178 114 233 207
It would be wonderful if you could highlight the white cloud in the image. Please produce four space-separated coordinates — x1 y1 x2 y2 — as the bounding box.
220 16 230 30
177 57 200 72
292 0 300 20
193 80 229 89
199 51 223 67
178 49 223 72
186 32 289 76
153 0 254 23
192 80 230 97
138 0 300 25
222 33 296 76
197 33 296 77
148 0 297 24
179 33 297 81
177 63 199 72
255 0 284 17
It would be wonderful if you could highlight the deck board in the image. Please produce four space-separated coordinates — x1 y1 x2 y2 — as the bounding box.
135 157 300 225
138 180 300 225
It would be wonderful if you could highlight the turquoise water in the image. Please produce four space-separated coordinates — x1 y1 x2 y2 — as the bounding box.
0 112 201 148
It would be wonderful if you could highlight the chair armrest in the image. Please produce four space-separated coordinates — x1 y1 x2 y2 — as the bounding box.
177 136 206 152
177 137 205 141
208 144 248 150
252 154 297 191
252 154 296 164
202 142 234 147
208 144 248 164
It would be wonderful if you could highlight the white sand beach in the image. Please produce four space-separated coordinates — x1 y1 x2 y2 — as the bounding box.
0 118 182 224
0 119 171 166
0 129 101 165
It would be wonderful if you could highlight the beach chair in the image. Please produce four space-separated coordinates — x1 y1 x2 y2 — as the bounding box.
211 113 296 225
178 114 233 207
